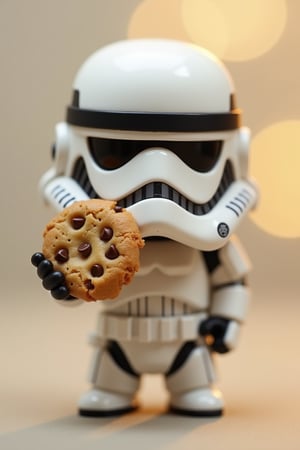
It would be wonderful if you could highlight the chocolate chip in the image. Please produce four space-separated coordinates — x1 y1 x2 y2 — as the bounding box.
91 264 104 277
100 226 113 242
55 248 69 263
71 216 85 229
105 244 119 260
78 242 92 258
84 279 94 290
114 206 123 213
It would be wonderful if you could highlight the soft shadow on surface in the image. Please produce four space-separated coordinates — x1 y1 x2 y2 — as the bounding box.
0 407 219 450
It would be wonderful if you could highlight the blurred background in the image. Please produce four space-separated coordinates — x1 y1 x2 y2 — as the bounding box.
1 0 299 293
0 1 299 448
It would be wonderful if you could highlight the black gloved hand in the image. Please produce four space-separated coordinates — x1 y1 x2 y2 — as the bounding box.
199 316 231 354
31 252 72 300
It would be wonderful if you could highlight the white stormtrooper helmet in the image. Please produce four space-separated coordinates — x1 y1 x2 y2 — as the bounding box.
42 39 257 251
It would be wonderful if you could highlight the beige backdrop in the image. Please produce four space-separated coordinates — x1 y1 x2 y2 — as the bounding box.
0 1 299 449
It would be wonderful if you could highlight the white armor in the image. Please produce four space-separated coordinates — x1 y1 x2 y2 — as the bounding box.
38 39 257 416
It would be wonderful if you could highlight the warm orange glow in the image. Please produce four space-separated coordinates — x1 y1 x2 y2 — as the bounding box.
127 0 189 41
250 121 300 238
182 0 287 61
181 0 229 57
128 0 287 62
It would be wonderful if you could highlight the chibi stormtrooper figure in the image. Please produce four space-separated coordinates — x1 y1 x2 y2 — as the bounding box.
33 39 258 417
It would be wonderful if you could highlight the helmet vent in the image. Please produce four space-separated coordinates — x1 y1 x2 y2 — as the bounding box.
71 157 98 198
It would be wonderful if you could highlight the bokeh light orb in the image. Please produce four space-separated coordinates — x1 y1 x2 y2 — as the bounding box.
128 0 190 42
128 0 287 61
182 0 287 61
250 121 300 238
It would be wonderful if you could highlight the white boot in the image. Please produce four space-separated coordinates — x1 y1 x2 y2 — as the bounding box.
79 346 139 417
79 388 136 417
166 345 224 416
170 387 224 417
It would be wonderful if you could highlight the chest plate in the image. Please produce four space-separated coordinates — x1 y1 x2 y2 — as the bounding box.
101 240 210 314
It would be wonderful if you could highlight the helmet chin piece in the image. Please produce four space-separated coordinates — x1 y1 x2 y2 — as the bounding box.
128 179 257 251
68 151 256 250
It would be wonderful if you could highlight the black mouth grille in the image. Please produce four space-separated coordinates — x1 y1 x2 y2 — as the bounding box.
71 158 234 215
71 157 98 199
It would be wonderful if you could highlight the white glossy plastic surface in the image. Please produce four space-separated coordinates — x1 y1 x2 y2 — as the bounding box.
38 39 257 416
73 39 234 114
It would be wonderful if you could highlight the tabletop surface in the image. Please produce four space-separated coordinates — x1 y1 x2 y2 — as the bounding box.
1 286 299 450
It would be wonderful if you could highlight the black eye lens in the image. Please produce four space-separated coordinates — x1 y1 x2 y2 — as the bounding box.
88 137 222 172
88 137 143 170
170 140 222 172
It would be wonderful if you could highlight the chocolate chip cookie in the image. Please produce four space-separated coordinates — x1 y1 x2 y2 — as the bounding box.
42 199 144 301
